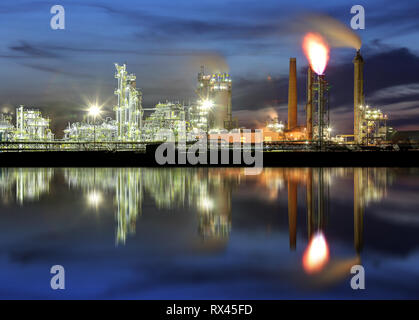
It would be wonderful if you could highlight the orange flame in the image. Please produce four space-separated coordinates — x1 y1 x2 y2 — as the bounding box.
303 33 330 75
303 232 330 273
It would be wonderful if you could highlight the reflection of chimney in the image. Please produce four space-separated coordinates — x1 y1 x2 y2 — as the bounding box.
354 168 364 253
306 67 314 140
288 58 297 130
288 180 298 250
354 50 364 144
306 168 313 238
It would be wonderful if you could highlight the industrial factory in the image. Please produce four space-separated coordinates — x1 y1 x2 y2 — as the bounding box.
0 33 414 153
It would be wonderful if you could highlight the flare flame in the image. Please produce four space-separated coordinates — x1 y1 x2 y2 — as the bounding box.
303 33 330 75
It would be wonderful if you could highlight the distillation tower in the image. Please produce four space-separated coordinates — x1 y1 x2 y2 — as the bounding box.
114 64 143 141
196 67 234 131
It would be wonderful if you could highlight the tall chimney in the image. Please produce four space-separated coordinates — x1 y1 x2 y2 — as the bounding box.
288 58 298 130
354 50 364 144
306 67 314 140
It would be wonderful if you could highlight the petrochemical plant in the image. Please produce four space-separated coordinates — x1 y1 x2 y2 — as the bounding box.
0 39 412 152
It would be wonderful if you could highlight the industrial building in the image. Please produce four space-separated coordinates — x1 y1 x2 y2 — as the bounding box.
0 107 53 144
196 67 236 131
0 113 13 141
15 106 54 141
0 46 414 152
353 50 389 145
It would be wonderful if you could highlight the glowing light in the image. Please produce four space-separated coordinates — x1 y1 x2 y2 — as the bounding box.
200 197 214 211
303 232 330 273
302 33 330 75
87 190 102 208
200 99 214 110
88 105 101 118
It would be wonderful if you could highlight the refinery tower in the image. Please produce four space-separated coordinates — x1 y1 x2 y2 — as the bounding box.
197 67 233 130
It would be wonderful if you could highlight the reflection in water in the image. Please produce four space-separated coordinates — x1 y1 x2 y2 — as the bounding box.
303 232 330 273
0 168 392 255
0 168 53 204
63 168 237 245
353 168 390 253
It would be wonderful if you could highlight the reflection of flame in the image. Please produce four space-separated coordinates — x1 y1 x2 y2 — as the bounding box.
303 33 330 75
303 232 330 273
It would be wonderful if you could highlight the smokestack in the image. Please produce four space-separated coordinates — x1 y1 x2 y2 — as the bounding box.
288 58 298 130
354 50 364 144
306 67 314 140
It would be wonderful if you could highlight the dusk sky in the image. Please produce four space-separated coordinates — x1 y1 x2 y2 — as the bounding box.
1 0 419 136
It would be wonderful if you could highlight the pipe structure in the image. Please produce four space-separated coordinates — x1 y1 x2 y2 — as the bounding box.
354 50 365 144
288 58 297 130
306 67 314 141
317 74 325 149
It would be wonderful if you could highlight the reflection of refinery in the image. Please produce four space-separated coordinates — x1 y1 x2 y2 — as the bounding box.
0 167 394 248
0 168 53 203
2 33 416 152
63 168 236 245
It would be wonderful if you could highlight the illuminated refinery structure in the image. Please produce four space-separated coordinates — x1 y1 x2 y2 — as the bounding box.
353 50 389 145
142 102 187 142
358 105 389 145
15 106 54 141
196 66 236 131
0 113 14 141
114 63 143 141
0 41 410 151
0 107 54 144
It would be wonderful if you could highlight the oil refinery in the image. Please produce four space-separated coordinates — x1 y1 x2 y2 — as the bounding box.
0 35 416 155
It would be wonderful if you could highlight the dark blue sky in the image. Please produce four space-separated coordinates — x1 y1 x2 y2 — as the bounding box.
1 0 419 135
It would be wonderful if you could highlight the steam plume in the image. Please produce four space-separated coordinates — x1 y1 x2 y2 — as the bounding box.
297 13 362 50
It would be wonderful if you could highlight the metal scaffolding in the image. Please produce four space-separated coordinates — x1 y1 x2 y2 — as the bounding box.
14 106 54 143
114 64 143 141
312 75 331 147
358 105 389 145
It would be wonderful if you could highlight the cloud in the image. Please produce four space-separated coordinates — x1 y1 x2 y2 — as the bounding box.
9 41 61 58
369 83 419 100
21 63 94 78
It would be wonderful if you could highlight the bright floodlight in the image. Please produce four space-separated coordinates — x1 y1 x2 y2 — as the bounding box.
88 105 101 117
200 99 214 110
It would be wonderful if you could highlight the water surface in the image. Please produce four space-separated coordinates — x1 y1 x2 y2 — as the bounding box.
0 167 418 299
